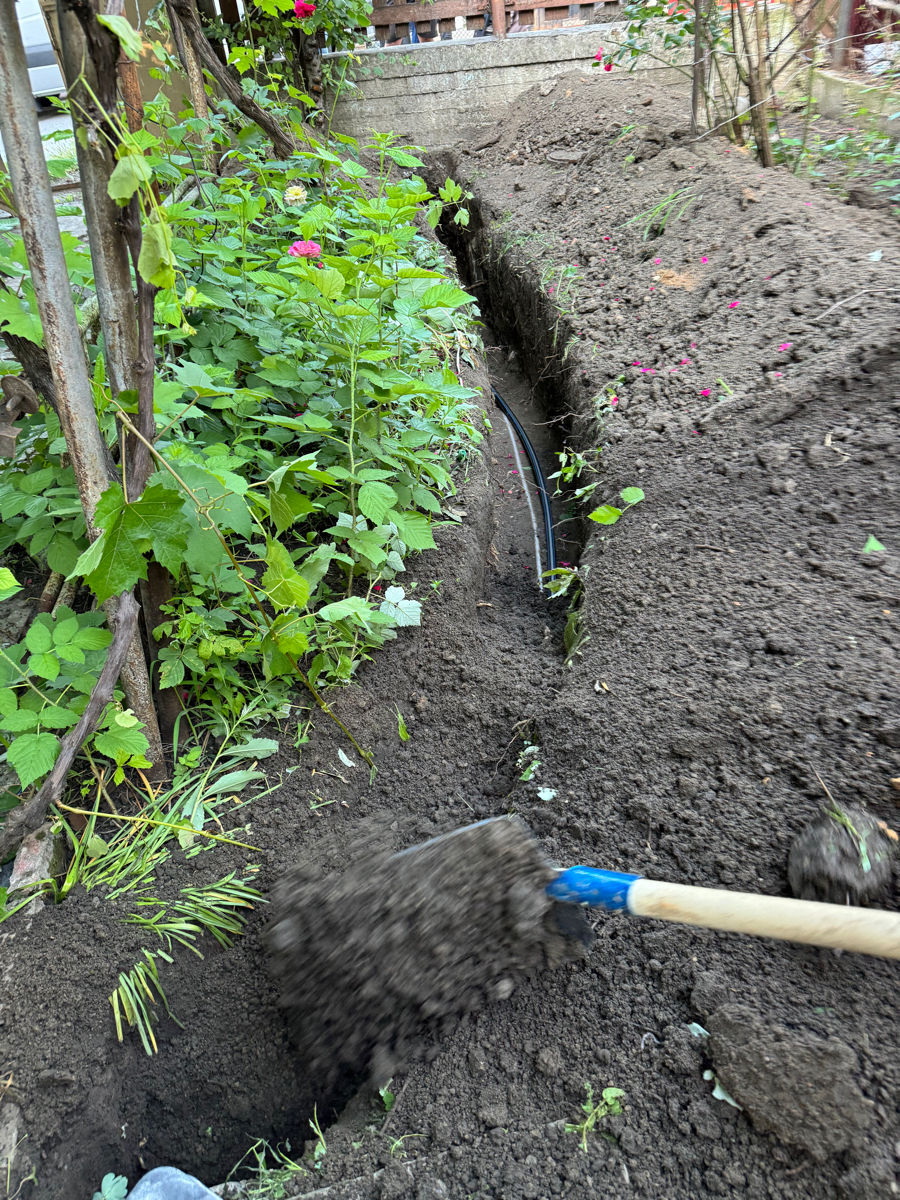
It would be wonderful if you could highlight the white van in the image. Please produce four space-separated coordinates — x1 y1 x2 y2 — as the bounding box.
15 0 65 99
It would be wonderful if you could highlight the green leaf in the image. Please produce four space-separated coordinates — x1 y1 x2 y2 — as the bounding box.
93 720 150 763
52 616 79 646
379 585 421 628
96 13 143 60
317 596 372 622
7 731 60 788
262 540 311 610
620 487 645 506
107 151 152 205
419 283 473 311
862 535 886 554
386 148 424 168
0 289 43 345
393 511 436 551
24 622 52 654
73 626 112 651
1 708 39 732
0 690 16 717
138 216 176 289
0 568 22 602
37 704 79 730
357 481 397 525
46 537 83 575
310 267 345 301
588 505 622 525
28 651 60 680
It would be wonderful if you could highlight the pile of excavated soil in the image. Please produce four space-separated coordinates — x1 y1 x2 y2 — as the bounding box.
1 74 897 1200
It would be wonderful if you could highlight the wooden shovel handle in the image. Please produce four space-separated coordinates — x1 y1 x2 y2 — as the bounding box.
628 880 900 959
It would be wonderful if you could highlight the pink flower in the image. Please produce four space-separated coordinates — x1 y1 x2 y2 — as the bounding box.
700 388 711 397
294 0 315 15
604 62 612 71
680 358 691 365
653 257 661 264
778 342 792 351
288 239 321 258
728 300 740 309
701 256 708 263
610 396 618 406
594 47 604 60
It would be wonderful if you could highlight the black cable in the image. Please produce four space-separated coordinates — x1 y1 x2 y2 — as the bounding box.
491 386 557 581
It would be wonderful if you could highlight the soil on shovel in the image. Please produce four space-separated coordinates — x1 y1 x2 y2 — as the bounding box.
1 74 898 1200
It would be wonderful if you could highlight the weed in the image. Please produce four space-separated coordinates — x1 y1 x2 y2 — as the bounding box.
587 487 645 527
110 950 179 1056
308 1107 327 1170
91 1174 128 1200
379 1081 396 1112
517 742 541 782
394 706 410 742
227 1138 306 1200
625 189 699 241
387 1133 425 1158
565 1083 625 1152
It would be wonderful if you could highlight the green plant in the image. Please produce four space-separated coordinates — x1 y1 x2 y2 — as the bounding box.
387 1132 425 1158
92 1175 128 1200
227 1138 307 1199
427 177 473 230
625 189 699 241
308 1106 327 1170
517 742 541 782
379 1081 396 1112
110 949 178 1055
587 487 645 526
0 587 150 793
565 1083 625 1152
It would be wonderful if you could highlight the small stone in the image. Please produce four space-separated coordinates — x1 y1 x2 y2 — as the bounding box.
536 1047 563 1077
756 441 792 468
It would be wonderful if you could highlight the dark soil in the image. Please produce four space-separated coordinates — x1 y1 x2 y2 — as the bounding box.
2 73 899 1200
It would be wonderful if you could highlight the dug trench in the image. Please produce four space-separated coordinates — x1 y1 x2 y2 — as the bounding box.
2 73 899 1199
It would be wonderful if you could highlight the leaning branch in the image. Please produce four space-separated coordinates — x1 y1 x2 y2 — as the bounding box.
168 0 298 158
0 591 140 860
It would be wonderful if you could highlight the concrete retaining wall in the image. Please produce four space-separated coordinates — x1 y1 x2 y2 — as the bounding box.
327 27 686 146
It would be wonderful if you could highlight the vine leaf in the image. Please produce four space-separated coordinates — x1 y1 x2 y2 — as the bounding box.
7 732 60 789
96 14 143 60
358 481 397 525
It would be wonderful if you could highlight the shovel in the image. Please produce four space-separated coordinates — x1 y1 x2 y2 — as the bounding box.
267 817 899 1078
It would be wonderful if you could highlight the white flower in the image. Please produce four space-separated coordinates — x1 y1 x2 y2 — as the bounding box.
284 184 308 205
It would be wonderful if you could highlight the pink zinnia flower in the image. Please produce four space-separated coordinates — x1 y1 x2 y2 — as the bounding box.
294 0 315 15
701 256 708 263
594 47 604 60
604 62 612 71
288 239 321 258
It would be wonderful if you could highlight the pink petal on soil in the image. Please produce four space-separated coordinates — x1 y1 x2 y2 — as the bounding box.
700 388 711 397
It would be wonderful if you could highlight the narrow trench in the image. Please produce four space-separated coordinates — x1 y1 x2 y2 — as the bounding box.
249 208 591 1184
251 212 596 1182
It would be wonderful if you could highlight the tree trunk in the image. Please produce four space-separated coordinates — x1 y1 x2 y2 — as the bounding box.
0 0 164 776
56 4 139 401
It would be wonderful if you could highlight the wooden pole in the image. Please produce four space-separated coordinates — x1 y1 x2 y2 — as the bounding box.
491 0 506 36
